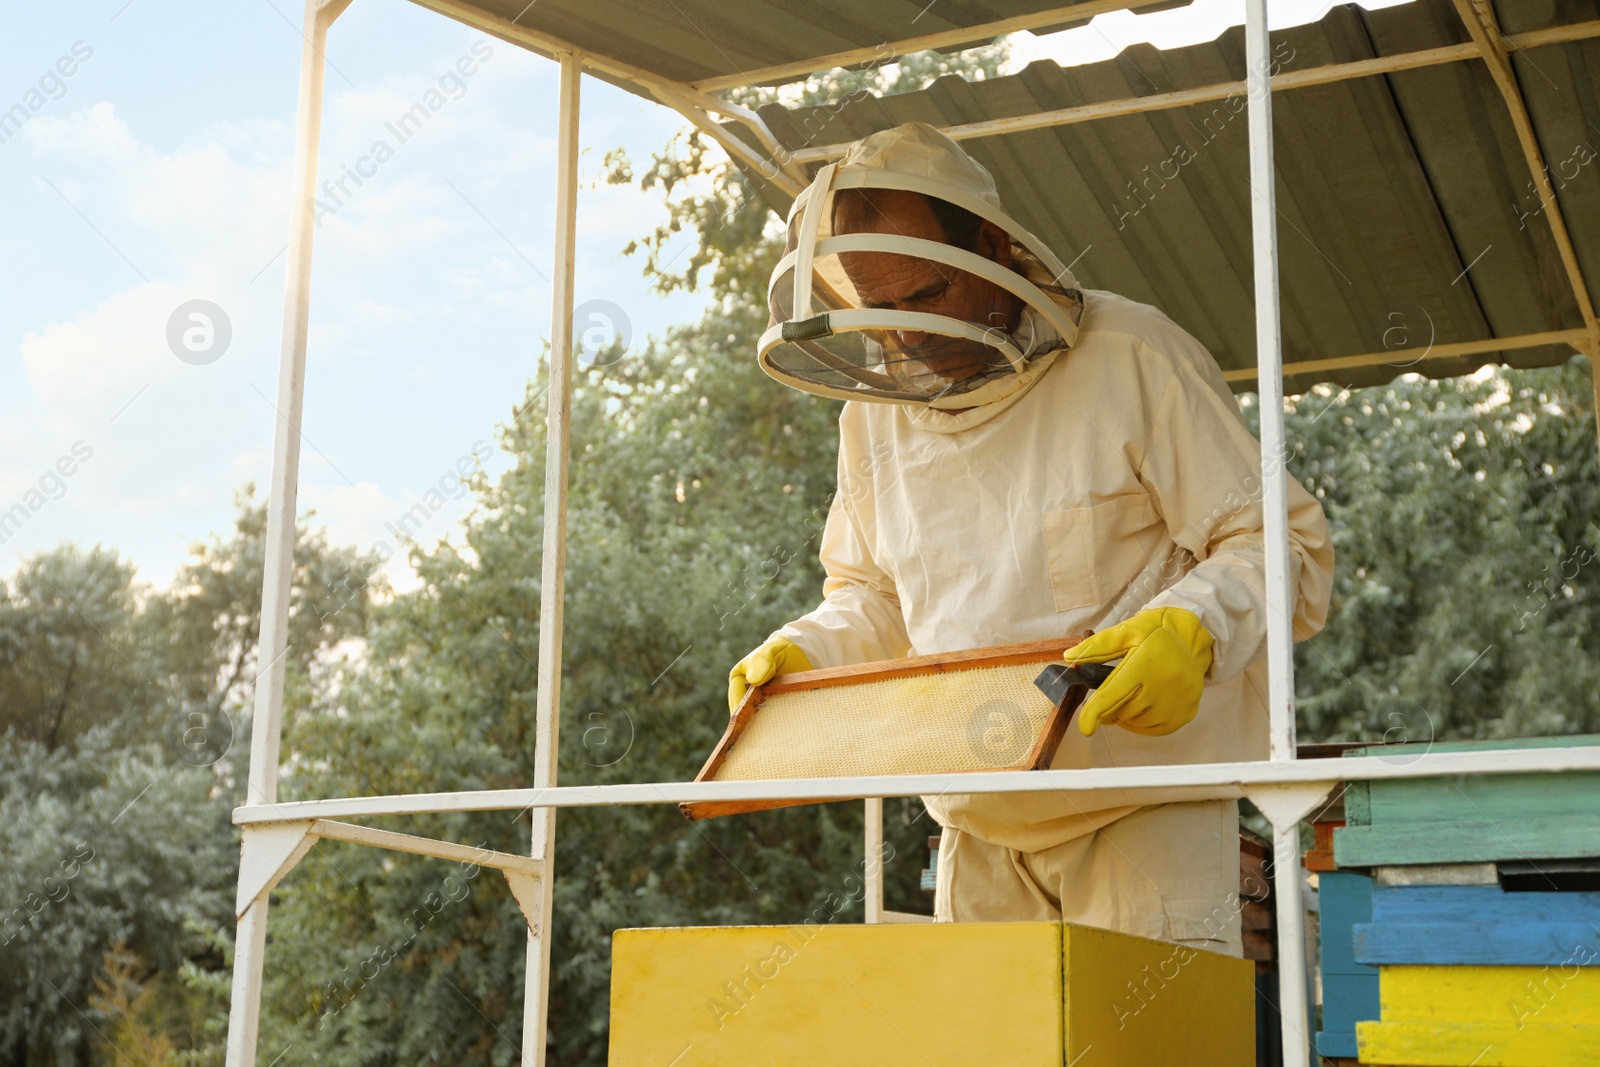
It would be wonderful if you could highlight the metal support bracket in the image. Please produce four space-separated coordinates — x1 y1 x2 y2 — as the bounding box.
236 821 316 918
309 819 543 876
1245 781 1339 831
503 871 543 934
235 818 544 920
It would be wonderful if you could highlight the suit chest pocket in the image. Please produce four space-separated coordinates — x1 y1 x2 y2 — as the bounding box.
1043 495 1159 614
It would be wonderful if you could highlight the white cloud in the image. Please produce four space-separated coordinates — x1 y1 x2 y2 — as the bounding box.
299 480 401 551
3 20 710 588
20 280 188 422
1010 0 1416 68
26 103 293 289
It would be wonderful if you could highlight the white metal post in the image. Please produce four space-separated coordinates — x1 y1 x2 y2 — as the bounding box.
224 902 271 1067
1268 813 1313 1064
248 0 340 811
226 1 339 1064
864 798 884 923
1272 821 1311 1063
521 49 582 1067
1244 0 1311 1063
1245 0 1297 767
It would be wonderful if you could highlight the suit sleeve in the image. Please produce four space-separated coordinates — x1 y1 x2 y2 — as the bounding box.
772 422 913 668
1134 339 1334 684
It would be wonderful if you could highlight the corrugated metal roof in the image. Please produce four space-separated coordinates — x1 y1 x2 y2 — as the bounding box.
742 0 1600 393
430 1 1188 91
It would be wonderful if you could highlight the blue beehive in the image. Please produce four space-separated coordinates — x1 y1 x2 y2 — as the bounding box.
1324 736 1600 1066
1315 869 1379 1060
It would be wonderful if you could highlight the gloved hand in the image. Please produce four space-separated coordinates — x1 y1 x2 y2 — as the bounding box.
1063 607 1214 737
727 636 814 714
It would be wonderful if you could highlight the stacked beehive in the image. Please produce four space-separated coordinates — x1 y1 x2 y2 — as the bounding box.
1307 793 1379 1063
1324 736 1600 1066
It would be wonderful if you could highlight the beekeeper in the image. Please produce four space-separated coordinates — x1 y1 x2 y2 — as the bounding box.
726 122 1333 956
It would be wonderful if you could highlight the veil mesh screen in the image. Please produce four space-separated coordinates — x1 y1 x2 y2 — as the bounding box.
714 662 1057 781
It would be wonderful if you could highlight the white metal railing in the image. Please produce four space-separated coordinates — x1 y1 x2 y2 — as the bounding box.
228 745 1600 825
223 2 1600 1066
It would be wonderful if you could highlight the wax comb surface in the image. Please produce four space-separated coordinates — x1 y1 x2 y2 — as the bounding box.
683 636 1091 820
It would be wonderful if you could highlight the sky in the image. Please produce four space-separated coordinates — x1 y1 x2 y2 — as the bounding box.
1 0 1407 591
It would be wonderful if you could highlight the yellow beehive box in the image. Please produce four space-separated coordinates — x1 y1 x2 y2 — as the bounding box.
609 921 1254 1066
1356 965 1600 1066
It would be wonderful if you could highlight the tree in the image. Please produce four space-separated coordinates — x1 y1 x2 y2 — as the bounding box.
0 731 233 1065
140 487 383 778
0 494 384 1065
1285 359 1600 746
0 547 147 751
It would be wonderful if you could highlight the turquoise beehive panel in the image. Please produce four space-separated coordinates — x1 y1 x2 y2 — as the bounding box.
1316 870 1380 1060
1335 737 1600 868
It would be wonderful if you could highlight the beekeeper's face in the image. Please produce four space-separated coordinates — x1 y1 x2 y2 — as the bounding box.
832 188 1024 381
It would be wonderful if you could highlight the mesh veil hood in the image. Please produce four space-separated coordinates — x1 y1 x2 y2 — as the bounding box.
758 122 1085 420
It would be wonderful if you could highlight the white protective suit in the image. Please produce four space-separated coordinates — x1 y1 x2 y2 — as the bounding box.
762 124 1334 944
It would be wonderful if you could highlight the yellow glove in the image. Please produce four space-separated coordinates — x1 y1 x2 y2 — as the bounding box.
1063 607 1214 737
727 636 813 715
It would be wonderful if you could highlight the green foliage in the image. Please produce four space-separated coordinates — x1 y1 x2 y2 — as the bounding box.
0 547 145 750
1283 360 1600 745
0 497 383 1065
0 732 233 1064
140 487 382 756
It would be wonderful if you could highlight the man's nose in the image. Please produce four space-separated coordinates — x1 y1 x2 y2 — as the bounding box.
896 329 928 348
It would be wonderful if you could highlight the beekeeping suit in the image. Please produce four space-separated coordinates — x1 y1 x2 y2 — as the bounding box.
745 122 1333 952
